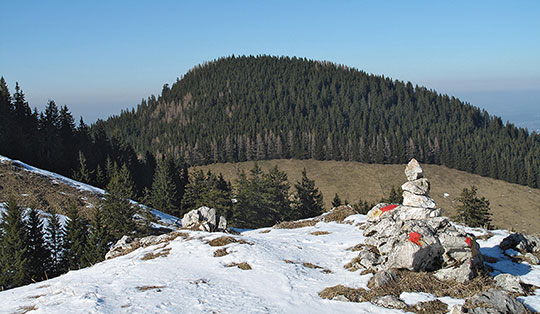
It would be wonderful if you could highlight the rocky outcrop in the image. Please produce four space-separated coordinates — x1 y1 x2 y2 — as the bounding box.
359 159 485 282
181 206 228 232
105 231 189 260
450 289 528 314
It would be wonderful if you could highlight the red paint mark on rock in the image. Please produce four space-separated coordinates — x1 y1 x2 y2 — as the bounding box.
381 204 398 213
465 237 472 247
409 232 423 247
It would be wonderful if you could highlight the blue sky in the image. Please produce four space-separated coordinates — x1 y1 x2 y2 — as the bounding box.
1 1 539 130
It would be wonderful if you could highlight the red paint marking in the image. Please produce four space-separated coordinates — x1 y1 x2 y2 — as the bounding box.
381 204 398 213
409 232 422 246
465 237 472 247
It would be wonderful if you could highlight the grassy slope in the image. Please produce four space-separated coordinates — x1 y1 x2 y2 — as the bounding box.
196 159 540 234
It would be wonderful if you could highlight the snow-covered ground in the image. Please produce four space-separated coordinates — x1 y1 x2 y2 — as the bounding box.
1 214 539 314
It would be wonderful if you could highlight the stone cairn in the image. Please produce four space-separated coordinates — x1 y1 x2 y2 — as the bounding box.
356 159 485 283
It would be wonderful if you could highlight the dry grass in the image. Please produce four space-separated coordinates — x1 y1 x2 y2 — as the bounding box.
12 305 38 314
319 285 367 302
206 236 253 247
259 229 271 233
141 247 171 260
407 300 449 314
136 285 165 292
225 262 252 270
284 260 331 273
197 159 540 234
310 231 330 236
320 205 357 223
273 220 317 229
214 248 229 257
302 262 323 269
36 284 50 289
26 295 45 299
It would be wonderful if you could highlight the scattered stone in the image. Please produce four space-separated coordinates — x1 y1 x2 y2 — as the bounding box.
368 269 398 289
372 295 407 309
524 252 539 265
106 231 189 260
466 288 527 314
494 274 525 295
181 206 228 232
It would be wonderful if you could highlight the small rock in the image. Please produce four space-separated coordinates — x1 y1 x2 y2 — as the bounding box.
332 295 350 302
434 259 476 283
372 295 407 309
494 274 524 295
369 269 398 289
218 216 227 230
401 178 430 195
468 288 527 314
524 252 539 265
405 158 424 181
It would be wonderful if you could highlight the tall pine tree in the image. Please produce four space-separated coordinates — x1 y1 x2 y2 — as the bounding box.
291 169 324 220
26 208 51 282
0 198 29 290
46 209 64 277
61 204 88 271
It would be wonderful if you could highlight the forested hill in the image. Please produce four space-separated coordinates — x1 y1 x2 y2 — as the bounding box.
101 55 540 188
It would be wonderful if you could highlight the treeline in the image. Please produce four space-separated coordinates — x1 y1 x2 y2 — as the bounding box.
0 160 148 291
0 77 160 198
102 55 540 188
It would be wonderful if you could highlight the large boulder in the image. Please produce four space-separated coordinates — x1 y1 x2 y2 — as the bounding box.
499 233 540 253
181 206 228 232
405 158 424 181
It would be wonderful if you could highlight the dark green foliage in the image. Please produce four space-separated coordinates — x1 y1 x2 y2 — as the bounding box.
149 157 186 216
182 170 233 220
380 186 403 204
73 151 92 184
25 208 51 282
291 169 324 220
46 209 64 277
233 164 290 228
100 56 540 189
61 204 88 271
455 186 492 228
352 200 375 215
83 207 111 267
0 198 29 290
332 193 342 208
103 163 138 239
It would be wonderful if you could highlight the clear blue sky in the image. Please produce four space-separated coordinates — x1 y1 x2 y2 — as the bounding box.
1 1 539 130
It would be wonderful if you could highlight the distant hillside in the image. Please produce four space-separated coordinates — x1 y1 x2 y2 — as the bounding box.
196 159 540 234
102 55 540 188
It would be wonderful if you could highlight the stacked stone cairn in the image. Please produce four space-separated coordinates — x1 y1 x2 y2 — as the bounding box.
359 159 485 282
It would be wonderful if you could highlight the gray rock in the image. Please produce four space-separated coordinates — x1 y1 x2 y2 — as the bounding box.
494 274 524 295
393 206 441 221
434 259 476 283
468 288 527 314
524 252 539 265
369 269 398 289
332 295 350 302
356 246 382 269
500 233 540 253
199 206 217 227
372 295 407 309
401 178 430 195
218 216 227 230
405 158 424 181
386 238 443 272
402 191 437 208
181 209 201 229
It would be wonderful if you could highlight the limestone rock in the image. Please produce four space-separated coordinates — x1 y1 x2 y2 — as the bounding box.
181 206 228 232
500 233 540 253
524 252 539 265
434 259 476 283
494 274 524 295
105 235 134 259
393 206 441 221
405 158 423 181
402 191 436 208
468 289 527 314
372 295 407 309
366 203 395 222
401 178 430 195
369 269 398 289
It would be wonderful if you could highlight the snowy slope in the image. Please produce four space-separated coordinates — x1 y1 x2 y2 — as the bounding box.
1 215 539 314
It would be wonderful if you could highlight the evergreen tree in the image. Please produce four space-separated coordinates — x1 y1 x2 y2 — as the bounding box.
380 186 403 204
0 198 29 290
455 186 492 228
291 169 324 220
73 151 92 184
332 193 342 208
61 204 88 271
83 207 110 267
46 209 64 277
25 208 51 282
103 163 138 239
150 158 179 216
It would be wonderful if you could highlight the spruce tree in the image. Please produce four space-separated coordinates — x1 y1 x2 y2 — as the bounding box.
46 209 64 277
332 193 342 208
26 208 51 282
0 198 29 290
455 186 492 228
73 151 92 184
291 169 324 220
103 163 137 239
380 186 403 204
83 207 110 267
61 204 88 271
150 158 179 216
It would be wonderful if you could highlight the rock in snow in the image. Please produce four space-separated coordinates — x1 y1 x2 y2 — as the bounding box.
181 206 228 232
